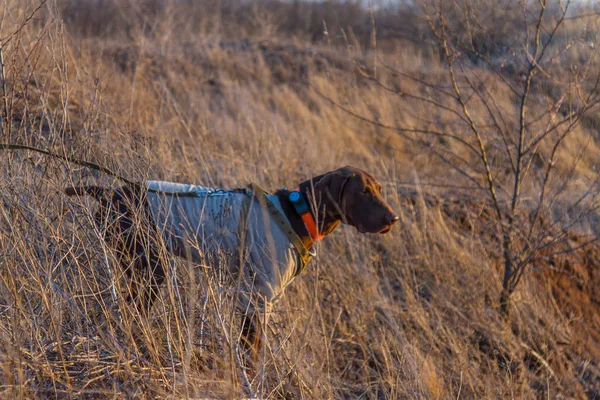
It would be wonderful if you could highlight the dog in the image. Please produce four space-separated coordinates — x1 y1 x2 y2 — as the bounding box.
65 166 398 357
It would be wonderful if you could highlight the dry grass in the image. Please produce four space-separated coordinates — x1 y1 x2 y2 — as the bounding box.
1 0 600 398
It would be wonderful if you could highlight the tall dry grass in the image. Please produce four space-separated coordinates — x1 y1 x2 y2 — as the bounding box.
0 0 599 398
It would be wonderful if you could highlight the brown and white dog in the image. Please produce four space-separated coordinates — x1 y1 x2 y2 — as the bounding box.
65 166 398 357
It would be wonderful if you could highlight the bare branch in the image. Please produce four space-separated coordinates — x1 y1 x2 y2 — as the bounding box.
439 9 503 222
360 74 470 126
456 59 517 174
379 59 459 99
309 83 482 156
0 0 48 46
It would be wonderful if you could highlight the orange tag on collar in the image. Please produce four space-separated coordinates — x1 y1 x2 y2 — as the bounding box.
294 187 323 241
301 212 323 241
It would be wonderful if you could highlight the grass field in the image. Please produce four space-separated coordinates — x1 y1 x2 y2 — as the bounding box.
1 0 600 398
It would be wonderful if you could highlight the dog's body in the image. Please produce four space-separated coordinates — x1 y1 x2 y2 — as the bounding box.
65 166 398 357
145 180 313 315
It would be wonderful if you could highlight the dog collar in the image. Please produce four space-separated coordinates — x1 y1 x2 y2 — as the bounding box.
288 189 323 241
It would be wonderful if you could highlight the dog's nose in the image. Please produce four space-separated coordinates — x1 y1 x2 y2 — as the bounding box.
387 213 399 225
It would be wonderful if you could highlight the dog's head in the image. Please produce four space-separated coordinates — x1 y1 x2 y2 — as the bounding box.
313 166 398 234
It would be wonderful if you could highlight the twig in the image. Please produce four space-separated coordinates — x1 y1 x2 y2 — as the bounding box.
309 84 480 156
0 46 7 133
520 343 556 379
0 143 136 185
0 5 7 137
0 0 48 46
439 8 503 222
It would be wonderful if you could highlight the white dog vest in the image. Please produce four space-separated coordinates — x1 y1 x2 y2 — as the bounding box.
146 181 313 314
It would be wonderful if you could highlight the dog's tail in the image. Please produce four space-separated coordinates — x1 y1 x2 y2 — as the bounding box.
64 186 113 209
64 185 104 198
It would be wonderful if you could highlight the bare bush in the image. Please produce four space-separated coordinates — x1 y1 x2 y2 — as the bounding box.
320 0 600 316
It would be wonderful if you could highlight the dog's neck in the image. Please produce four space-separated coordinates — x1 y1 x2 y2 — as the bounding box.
275 180 342 250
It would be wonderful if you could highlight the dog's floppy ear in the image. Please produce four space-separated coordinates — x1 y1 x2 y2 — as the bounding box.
313 167 355 215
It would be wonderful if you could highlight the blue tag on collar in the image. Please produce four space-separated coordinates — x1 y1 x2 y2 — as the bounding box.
288 191 310 215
